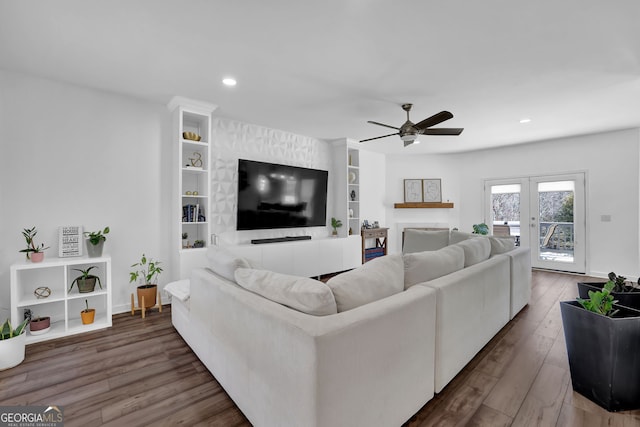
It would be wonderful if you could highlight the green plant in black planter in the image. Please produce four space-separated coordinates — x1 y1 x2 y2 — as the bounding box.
84 226 109 257
577 271 640 310
560 278 640 411
69 266 102 293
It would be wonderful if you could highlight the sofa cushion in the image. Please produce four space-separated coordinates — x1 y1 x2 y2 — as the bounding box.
327 254 404 312
403 229 450 253
206 246 251 282
455 238 491 267
449 230 479 244
489 236 516 256
404 245 465 289
234 268 338 316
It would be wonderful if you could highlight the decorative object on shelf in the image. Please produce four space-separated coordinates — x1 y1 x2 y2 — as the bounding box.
193 240 205 248
422 179 442 203
560 279 640 411
19 226 49 262
349 171 357 183
33 287 51 299
348 209 354 218
185 191 192 195
29 316 51 335
0 317 29 370
182 232 188 248
403 179 423 203
84 226 110 258
472 223 489 235
69 266 102 293
182 131 201 141
58 226 83 257
193 191 198 196
350 190 356 201
129 253 163 309
349 227 353 235
80 299 95 325
373 221 380 228
348 154 352 166
189 152 203 168
362 220 371 229
331 217 343 237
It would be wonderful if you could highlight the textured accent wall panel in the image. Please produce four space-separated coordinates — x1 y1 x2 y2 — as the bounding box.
211 117 331 244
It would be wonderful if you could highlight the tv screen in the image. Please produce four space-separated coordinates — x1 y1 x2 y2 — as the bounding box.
237 159 328 230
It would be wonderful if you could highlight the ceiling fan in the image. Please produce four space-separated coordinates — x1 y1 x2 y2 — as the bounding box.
360 103 464 147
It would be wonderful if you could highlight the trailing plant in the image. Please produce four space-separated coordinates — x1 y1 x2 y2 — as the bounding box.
69 266 102 291
331 217 343 233
130 254 163 285
607 271 640 293
19 227 49 259
84 227 110 246
577 280 619 317
472 223 489 235
0 318 29 340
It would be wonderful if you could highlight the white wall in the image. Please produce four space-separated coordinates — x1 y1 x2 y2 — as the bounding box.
382 129 640 278
0 71 172 315
358 149 387 228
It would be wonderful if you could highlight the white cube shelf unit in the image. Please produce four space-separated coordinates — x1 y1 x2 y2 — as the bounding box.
168 96 218 279
10 256 112 344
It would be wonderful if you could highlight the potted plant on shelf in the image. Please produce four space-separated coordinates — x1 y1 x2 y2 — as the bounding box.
560 280 640 411
193 239 205 248
19 226 49 262
0 318 29 370
577 271 640 310
29 314 51 335
84 226 110 257
182 232 188 248
130 254 163 309
80 299 95 325
472 223 489 235
69 266 102 293
331 217 343 237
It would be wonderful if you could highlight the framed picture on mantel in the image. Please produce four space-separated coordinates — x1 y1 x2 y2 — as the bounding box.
404 179 423 203
422 179 442 203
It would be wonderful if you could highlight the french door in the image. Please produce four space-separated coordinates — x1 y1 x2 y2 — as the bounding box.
484 173 586 273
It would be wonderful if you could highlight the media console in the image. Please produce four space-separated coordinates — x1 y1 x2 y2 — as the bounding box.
251 236 312 244
225 235 361 277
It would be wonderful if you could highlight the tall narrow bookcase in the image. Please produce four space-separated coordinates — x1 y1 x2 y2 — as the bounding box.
168 96 217 279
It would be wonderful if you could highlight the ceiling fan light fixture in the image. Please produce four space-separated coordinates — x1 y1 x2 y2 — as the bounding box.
400 133 417 143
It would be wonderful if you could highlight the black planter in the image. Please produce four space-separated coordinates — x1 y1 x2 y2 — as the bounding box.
560 300 640 411
577 282 640 310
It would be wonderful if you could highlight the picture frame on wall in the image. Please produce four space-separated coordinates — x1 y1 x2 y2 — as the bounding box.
404 179 423 203
422 179 442 203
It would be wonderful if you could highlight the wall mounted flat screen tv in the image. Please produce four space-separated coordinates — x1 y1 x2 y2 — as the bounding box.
237 159 328 230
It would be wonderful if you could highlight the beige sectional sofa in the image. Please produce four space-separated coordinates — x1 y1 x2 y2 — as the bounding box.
168 230 531 427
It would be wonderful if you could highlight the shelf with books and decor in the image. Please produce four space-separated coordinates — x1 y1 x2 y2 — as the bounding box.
168 96 217 278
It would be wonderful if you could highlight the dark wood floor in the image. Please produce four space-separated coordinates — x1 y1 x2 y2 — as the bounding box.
2 270 640 426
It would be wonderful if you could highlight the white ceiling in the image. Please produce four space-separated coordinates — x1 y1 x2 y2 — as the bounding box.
2 1 640 154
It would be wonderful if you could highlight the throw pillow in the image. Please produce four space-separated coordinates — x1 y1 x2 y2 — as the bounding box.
403 245 465 289
455 238 491 267
449 230 480 244
403 229 450 254
206 246 251 282
489 236 516 256
327 254 404 312
234 268 337 316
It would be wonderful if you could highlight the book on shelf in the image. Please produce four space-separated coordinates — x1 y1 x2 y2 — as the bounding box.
182 204 207 223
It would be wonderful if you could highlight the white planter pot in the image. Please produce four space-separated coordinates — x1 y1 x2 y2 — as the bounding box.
0 333 26 370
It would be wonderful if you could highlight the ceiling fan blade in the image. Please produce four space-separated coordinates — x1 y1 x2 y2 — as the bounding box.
422 127 464 136
414 111 454 130
359 132 400 143
367 120 400 130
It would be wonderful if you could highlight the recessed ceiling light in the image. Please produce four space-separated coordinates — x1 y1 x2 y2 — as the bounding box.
222 77 237 87
519 118 531 124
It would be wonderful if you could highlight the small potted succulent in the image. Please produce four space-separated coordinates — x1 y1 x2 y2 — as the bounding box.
69 266 102 293
84 226 110 257
0 318 29 370
29 313 51 335
331 217 343 237
130 254 163 309
19 227 49 262
80 300 95 325
182 232 188 248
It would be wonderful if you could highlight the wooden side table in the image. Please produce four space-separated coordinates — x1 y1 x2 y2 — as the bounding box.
361 227 388 263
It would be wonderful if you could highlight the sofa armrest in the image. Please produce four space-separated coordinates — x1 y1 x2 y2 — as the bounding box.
420 255 510 392
500 246 532 318
188 268 437 427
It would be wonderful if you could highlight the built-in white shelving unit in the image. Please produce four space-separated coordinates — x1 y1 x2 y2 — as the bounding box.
168 96 217 279
332 138 361 237
10 256 112 344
